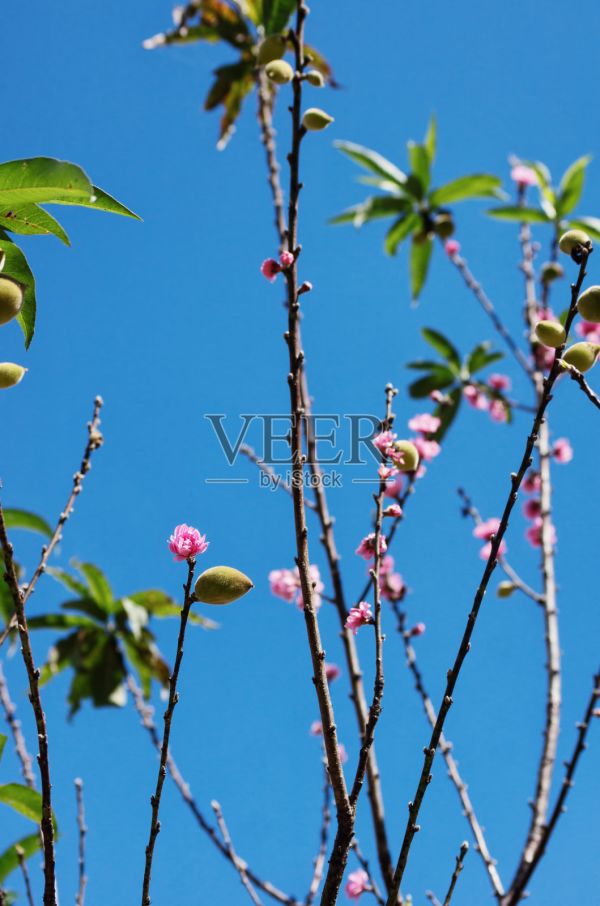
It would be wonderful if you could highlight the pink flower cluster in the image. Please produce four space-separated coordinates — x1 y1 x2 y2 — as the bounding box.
520 441 570 548
373 411 442 488
345 602 373 635
473 517 507 561
345 869 370 900
261 250 295 282
167 524 209 562
464 373 511 423
576 320 600 344
356 533 387 560
269 564 324 610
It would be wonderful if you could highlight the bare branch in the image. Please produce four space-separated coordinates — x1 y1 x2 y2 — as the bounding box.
443 841 469 905
75 778 87 906
16 844 35 906
211 800 263 906
351 840 385 906
564 363 600 411
239 444 316 509
0 662 36 788
305 759 332 906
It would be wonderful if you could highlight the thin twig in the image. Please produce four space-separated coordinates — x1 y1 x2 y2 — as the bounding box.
239 444 316 509
443 841 468 905
564 364 600 410
75 778 87 906
16 845 35 906
352 840 385 906
140 560 196 905
211 800 263 906
385 250 591 906
256 70 287 246
305 759 332 906
425 893 442 906
0 662 36 788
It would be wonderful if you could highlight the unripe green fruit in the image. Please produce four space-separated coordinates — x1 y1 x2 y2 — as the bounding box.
562 341 600 373
534 320 566 348
497 581 516 599
265 59 294 85
0 363 26 389
577 286 600 323
541 261 564 284
305 69 324 87
391 440 420 473
0 276 24 326
558 229 591 256
194 566 254 606
257 35 286 65
302 107 334 131
433 213 455 239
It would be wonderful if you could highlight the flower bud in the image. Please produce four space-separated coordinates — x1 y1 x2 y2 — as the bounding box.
561 341 600 373
0 363 27 389
534 320 566 348
541 261 564 284
497 581 516 599
558 229 591 260
257 35 287 65
265 59 294 85
194 566 254 605
302 108 334 131
0 276 24 326
433 212 455 239
305 69 324 87
391 440 420 473
577 286 600 323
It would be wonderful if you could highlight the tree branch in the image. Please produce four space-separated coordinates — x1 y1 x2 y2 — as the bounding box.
564 364 600 411
305 758 332 906
211 800 263 906
75 778 87 906
0 662 36 788
443 841 468 906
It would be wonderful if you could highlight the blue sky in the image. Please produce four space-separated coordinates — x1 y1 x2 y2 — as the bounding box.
1 0 600 903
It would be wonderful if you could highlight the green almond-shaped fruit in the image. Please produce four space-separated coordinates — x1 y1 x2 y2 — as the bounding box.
497 581 516 599
302 107 334 131
0 363 27 389
541 261 564 284
0 276 24 326
534 320 566 348
577 286 600 323
257 35 287 65
391 440 420 473
562 341 600 373
305 69 325 88
194 566 254 606
265 60 294 85
558 229 591 256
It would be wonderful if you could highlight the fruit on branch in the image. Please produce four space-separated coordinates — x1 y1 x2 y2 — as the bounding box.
561 341 600 373
391 440 420 473
265 60 294 84
534 320 566 348
305 69 325 87
577 286 600 323
0 276 24 326
541 262 564 284
257 35 287 65
194 566 254 605
302 108 334 131
558 229 592 261
497 581 516 598
433 212 455 239
0 362 26 389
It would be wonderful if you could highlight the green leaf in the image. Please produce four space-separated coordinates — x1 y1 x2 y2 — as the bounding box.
422 328 461 370
410 236 433 300
429 174 503 207
0 159 93 206
385 212 420 255
0 834 41 885
47 568 91 599
433 387 462 442
331 195 410 229
204 61 255 149
0 232 36 348
408 367 456 399
424 115 437 164
27 614 98 631
0 204 70 244
2 510 52 537
128 590 217 628
405 359 446 371
50 186 140 220
466 343 504 374
61 599 108 623
0 734 6 761
262 0 296 32
557 155 592 217
0 785 43 823
568 216 600 241
487 205 550 224
334 142 408 188
73 562 114 611
407 142 430 194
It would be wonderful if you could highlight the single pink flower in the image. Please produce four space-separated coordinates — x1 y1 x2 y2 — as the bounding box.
523 471 541 494
279 250 294 268
553 437 573 464
345 602 373 635
412 436 441 462
479 539 507 560
310 721 323 736
383 504 403 518
356 533 387 560
378 464 398 481
384 475 404 498
269 568 298 603
489 399 508 423
408 413 441 435
338 743 348 764
523 497 542 520
464 384 489 411
488 373 511 392
345 869 369 900
473 518 501 541
325 662 341 682
373 430 396 454
261 258 281 282
511 164 538 187
526 517 557 548
410 622 426 637
380 571 406 602
167 524 209 562
379 555 395 575
576 321 600 344
444 239 461 257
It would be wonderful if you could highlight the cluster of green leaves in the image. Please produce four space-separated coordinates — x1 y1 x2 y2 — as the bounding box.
0 157 138 347
143 0 333 148
331 118 504 300
487 155 600 239
407 328 508 438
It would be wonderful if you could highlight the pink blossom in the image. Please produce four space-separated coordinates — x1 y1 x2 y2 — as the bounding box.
167 524 209 562
380 571 406 602
345 869 369 900
444 239 461 257
385 475 404 498
338 743 348 764
269 568 298 603
430 389 447 404
279 250 294 268
310 721 323 736
345 602 373 635
373 430 397 454
576 320 600 344
410 622 426 637
523 471 541 494
408 413 441 435
464 384 489 411
488 373 511 392
534 343 556 372
261 258 281 282
356 533 387 560
523 498 542 520
412 436 441 462
526 517 557 548
378 464 398 481
325 663 341 682
489 399 508 423
473 518 501 541
379 555 395 575
511 164 538 187
479 539 507 560
553 437 573 464
383 504 403 518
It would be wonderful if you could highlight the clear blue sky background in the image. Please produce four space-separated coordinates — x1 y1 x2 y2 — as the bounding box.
1 1 600 903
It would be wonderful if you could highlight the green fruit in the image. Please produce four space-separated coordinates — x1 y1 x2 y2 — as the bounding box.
257 35 286 65
562 341 600 373
577 286 600 323
534 320 566 348
194 566 254 606
265 59 294 85
0 363 26 389
391 440 420 473
302 107 334 131
541 261 564 283
0 276 24 326
305 69 325 88
433 213 455 239
497 581 515 599
558 229 591 257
